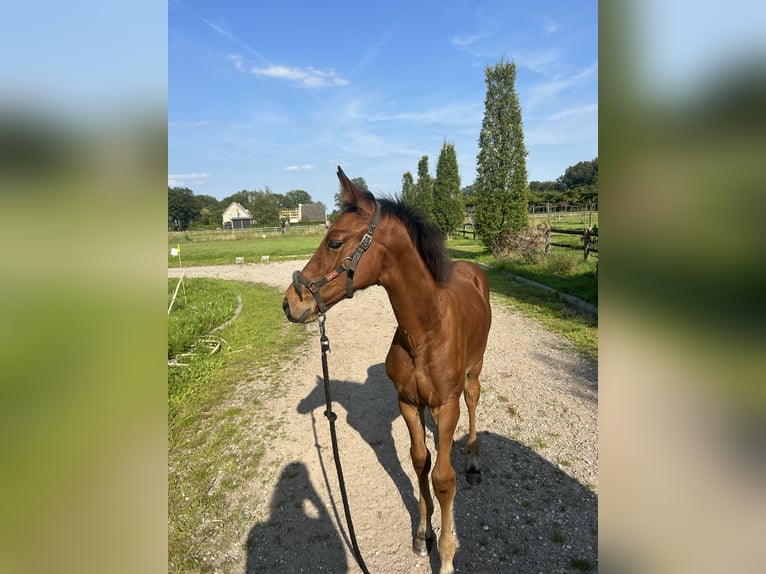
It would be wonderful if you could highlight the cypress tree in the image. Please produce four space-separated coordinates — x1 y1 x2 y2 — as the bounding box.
414 155 434 217
432 139 464 236
474 57 529 245
401 171 415 204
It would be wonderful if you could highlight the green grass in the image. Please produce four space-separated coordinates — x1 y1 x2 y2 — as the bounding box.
529 211 599 229
168 279 309 573
493 257 598 306
168 232 324 266
167 278 241 358
447 236 598 306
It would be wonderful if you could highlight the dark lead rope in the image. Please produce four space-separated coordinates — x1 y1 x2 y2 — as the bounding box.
318 313 371 574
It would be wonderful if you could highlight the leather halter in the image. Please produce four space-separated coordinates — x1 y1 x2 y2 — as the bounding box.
292 202 381 315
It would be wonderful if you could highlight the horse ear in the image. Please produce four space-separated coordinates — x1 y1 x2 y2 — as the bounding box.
337 166 374 216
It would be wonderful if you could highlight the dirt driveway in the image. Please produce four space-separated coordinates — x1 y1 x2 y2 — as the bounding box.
169 262 598 573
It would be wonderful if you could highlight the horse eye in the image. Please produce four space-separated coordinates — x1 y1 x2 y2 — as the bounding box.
327 240 343 250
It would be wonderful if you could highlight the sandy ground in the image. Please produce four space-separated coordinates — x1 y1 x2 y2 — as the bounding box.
169 261 598 573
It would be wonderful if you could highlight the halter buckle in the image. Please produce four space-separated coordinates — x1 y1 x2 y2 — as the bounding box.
359 232 373 251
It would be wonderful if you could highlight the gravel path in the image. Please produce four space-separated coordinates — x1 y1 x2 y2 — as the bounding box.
169 262 598 573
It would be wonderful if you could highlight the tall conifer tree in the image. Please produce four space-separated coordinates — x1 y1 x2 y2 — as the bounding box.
414 155 434 217
474 58 529 244
432 140 464 236
401 171 415 204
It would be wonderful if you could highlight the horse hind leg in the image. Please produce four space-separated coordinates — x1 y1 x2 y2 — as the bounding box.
464 363 482 485
399 401 434 555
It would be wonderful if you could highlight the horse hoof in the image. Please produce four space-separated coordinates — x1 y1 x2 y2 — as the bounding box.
466 467 482 485
413 534 433 556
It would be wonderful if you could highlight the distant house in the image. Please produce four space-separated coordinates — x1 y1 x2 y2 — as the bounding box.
278 202 326 224
222 202 253 230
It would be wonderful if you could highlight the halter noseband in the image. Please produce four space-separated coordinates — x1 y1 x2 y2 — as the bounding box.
292 202 381 315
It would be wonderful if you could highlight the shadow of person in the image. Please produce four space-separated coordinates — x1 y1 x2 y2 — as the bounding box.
297 363 422 533
245 461 347 573
449 431 599 573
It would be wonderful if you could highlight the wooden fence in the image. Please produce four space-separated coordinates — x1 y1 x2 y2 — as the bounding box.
544 225 598 260
460 223 477 239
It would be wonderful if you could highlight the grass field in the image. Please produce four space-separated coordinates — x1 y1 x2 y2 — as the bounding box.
168 233 324 266
529 211 599 229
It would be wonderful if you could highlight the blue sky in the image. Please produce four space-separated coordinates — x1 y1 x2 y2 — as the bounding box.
169 0 597 208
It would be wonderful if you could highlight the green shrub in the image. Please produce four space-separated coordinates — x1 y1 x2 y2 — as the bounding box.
543 251 578 276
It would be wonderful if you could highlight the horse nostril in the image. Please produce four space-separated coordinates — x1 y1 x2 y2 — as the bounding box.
282 297 290 316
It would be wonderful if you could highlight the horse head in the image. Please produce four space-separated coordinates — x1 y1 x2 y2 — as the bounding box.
282 166 384 323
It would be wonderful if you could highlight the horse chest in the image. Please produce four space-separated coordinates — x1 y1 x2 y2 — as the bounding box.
387 347 461 407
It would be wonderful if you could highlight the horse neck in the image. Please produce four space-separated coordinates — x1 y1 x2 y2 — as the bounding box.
378 227 441 338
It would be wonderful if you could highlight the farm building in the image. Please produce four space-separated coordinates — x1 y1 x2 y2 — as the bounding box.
222 202 253 230
278 202 326 223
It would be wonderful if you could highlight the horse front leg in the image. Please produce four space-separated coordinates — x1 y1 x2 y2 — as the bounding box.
398 400 434 556
464 361 483 484
431 401 460 574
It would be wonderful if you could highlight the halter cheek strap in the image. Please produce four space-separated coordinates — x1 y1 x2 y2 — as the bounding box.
292 202 381 314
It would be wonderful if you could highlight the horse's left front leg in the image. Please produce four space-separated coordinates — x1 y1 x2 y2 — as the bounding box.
431 400 460 574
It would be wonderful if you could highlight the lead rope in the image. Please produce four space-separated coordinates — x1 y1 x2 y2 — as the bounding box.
317 312 371 574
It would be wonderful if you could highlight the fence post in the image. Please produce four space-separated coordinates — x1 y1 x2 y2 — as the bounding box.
544 224 551 255
583 227 592 261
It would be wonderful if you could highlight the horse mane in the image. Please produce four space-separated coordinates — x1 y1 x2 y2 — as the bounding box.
343 190 452 283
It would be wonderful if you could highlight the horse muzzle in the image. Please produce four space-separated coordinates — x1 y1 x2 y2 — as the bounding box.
282 293 316 323
282 297 311 323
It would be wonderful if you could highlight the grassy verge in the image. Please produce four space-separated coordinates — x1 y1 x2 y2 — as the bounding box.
168 278 309 573
484 268 598 363
447 237 598 306
446 237 598 362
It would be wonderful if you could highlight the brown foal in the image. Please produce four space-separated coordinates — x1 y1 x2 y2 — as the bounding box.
282 167 491 574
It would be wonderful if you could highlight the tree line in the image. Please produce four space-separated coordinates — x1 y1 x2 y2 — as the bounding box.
168 186 320 231
396 58 596 242
528 158 598 208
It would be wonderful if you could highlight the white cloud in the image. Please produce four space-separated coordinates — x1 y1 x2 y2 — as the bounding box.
283 164 316 171
525 63 598 110
450 33 487 47
249 65 349 88
517 49 561 75
168 172 211 187
200 18 268 63
546 104 598 121
370 102 483 127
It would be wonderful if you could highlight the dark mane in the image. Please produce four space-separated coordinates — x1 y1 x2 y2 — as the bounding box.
380 195 453 283
342 190 452 282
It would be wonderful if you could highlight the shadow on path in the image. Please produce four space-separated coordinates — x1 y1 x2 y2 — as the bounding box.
245 461 347 573
296 362 598 572
450 431 598 572
297 363 421 533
